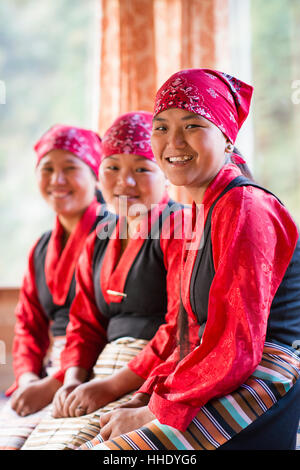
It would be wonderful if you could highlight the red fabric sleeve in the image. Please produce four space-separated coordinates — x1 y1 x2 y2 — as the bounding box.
6 240 50 396
128 208 201 391
128 210 186 379
58 231 108 374
148 187 299 430
136 317 200 395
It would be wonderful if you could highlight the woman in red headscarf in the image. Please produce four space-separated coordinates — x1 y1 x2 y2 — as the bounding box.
82 70 300 451
20 111 187 450
0 124 103 450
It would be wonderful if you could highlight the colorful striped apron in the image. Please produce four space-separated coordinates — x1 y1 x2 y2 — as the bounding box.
80 342 300 450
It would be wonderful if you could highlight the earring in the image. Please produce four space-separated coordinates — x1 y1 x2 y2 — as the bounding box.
225 143 234 154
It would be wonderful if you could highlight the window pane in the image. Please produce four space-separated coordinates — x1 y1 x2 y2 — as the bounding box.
250 0 300 223
0 0 99 285
230 0 300 225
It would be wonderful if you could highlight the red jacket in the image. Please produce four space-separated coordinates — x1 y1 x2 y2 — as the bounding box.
59 196 185 374
135 164 298 431
6 199 100 396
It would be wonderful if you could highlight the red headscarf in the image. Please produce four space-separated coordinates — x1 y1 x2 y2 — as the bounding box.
101 111 155 161
34 124 102 177
154 69 253 143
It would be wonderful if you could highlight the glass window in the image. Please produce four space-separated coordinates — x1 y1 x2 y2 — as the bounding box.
230 0 300 225
0 0 99 285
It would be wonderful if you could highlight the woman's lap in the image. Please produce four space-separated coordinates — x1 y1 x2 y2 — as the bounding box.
82 383 300 451
21 338 148 450
0 399 51 450
80 344 300 451
218 378 300 450
0 337 66 450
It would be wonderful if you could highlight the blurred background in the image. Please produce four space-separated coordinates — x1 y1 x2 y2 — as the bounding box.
0 0 300 287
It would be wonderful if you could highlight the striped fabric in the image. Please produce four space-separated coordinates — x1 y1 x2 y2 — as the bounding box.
0 402 52 451
0 337 66 451
80 342 300 451
21 338 148 450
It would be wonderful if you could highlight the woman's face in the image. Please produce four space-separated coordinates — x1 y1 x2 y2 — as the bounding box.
151 107 227 191
36 149 97 219
99 153 166 218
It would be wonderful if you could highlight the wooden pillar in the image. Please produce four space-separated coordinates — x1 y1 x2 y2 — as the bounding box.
98 0 231 203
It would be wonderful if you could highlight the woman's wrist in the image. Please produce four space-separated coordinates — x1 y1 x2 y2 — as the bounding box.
109 367 145 398
140 405 156 423
40 375 63 394
63 366 89 386
18 371 40 387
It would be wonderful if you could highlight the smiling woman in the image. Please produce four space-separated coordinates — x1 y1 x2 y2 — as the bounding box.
80 69 300 451
152 109 228 200
20 111 187 451
0 124 103 450
36 151 97 234
100 154 166 221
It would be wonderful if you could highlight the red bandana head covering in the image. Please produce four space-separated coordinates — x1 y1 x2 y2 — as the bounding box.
34 124 102 177
154 69 253 143
231 152 246 165
101 111 155 161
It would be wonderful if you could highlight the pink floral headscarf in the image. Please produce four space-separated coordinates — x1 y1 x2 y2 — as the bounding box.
154 69 253 143
101 111 155 161
34 124 102 177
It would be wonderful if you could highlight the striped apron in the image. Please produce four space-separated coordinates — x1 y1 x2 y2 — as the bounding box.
21 338 148 450
80 342 300 450
0 337 66 450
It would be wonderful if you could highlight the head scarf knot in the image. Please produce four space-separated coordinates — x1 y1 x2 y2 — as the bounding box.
34 124 102 177
154 69 253 143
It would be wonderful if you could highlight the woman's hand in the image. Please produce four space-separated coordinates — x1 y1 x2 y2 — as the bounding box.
52 366 147 418
116 393 150 409
52 378 120 418
99 406 155 441
52 382 80 418
11 376 61 416
52 365 90 418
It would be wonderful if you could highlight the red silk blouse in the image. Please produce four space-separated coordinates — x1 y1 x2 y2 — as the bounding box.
134 164 298 431
58 196 184 375
6 199 100 396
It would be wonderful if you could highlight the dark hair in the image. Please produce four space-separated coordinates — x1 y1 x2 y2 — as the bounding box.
177 298 191 360
95 188 105 203
231 146 255 181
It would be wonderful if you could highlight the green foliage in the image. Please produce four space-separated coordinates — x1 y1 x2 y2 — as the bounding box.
251 0 300 222
0 0 97 285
